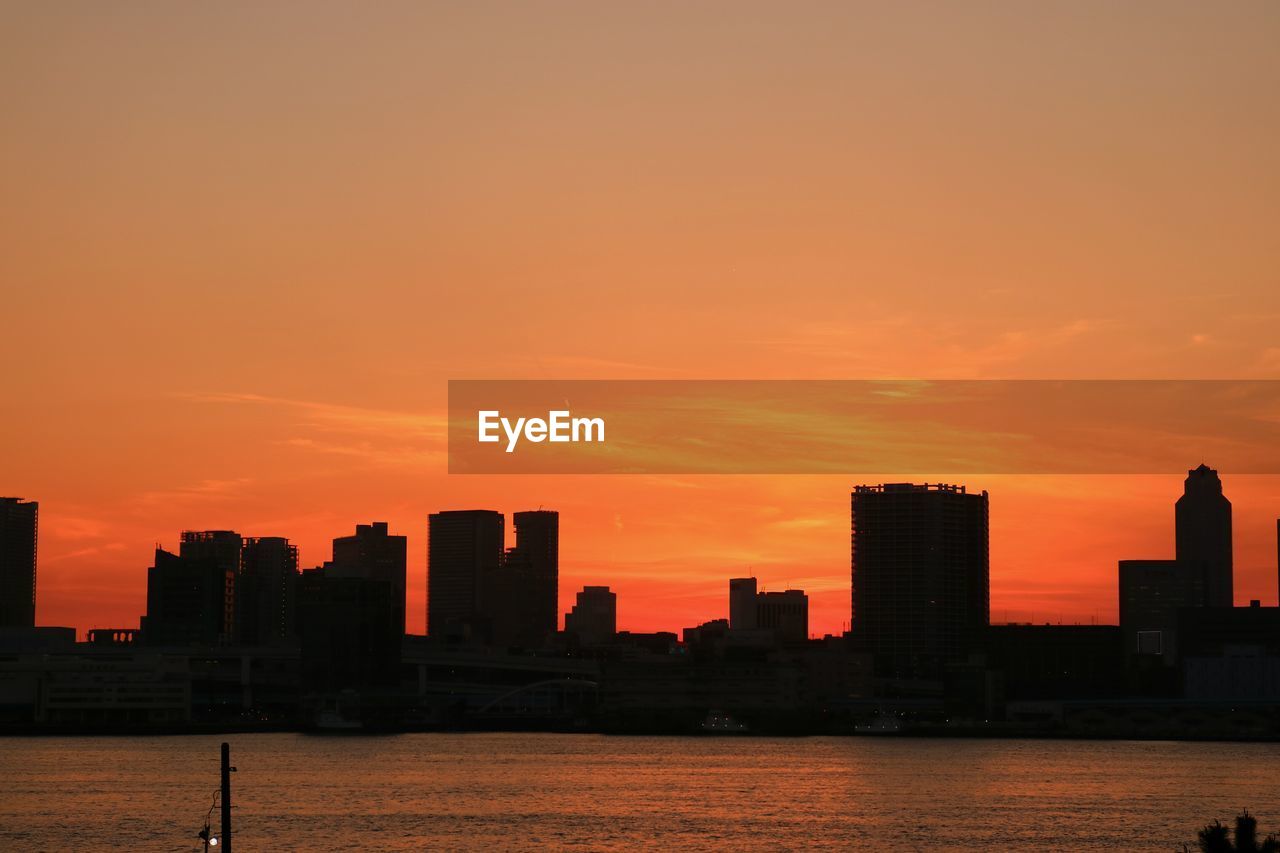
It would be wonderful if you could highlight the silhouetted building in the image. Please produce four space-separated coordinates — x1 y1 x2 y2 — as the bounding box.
479 510 559 648
851 483 989 678
426 509 558 647
0 498 38 628
508 510 559 636
987 624 1123 700
1177 602 1280 659
1180 602 1280 702
0 648 191 726
427 510 504 637
682 618 730 646
297 565 400 690
565 586 617 645
756 590 809 642
87 628 139 646
237 537 299 646
179 530 241 643
729 577 758 630
141 548 232 646
1116 466 1234 667
294 523 405 693
728 577 808 642
1184 649 1280 702
1175 464 1233 607
1118 559 1206 664
179 529 242 566
482 557 546 648
331 522 407 635
612 631 679 655
0 625 74 653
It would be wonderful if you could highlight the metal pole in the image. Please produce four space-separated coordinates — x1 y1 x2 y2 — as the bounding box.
220 742 232 853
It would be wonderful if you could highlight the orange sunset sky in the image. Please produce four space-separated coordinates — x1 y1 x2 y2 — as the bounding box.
3 2 1280 637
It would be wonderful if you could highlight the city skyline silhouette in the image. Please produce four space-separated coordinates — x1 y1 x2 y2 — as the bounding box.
5 464 1278 642
7 468 1280 640
4 463 1279 742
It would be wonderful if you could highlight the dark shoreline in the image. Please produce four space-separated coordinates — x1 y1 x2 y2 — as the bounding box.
4 723 1280 742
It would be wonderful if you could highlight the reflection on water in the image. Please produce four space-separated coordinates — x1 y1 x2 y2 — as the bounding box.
3 734 1279 851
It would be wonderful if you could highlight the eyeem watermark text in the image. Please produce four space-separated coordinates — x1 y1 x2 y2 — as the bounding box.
478 410 606 453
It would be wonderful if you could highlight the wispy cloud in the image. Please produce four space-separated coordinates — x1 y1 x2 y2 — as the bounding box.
536 355 696 377
755 316 1113 378
134 477 255 508
280 437 444 467
176 391 447 467
41 542 127 564
766 516 837 532
177 391 447 441
45 515 110 541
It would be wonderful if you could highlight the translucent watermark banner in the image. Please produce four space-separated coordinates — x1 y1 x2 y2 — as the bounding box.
447 380 1280 474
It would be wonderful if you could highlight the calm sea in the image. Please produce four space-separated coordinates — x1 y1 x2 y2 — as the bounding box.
2 734 1279 851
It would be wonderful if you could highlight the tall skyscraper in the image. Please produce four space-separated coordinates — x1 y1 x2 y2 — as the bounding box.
482 510 560 648
729 577 759 630
329 521 408 635
427 510 504 636
426 509 558 647
1117 465 1232 664
238 536 299 646
851 483 990 679
1175 464 1233 608
506 510 559 638
564 585 617 645
178 530 241 643
0 498 38 628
